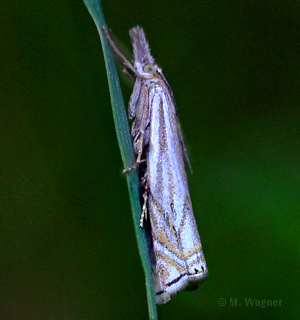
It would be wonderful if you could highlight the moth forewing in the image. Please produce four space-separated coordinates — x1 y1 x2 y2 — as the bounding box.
146 81 208 304
104 25 208 304
128 77 142 119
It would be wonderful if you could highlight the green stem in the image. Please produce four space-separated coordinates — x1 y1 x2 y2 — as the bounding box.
83 1 158 319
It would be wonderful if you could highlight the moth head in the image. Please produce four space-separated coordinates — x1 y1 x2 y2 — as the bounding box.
141 63 158 79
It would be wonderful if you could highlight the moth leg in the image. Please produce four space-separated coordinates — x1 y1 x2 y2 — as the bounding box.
122 132 146 173
123 67 135 82
140 182 149 227
102 26 138 76
123 85 149 173
140 171 148 186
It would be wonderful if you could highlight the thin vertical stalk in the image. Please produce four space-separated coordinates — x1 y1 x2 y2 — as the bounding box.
83 1 157 319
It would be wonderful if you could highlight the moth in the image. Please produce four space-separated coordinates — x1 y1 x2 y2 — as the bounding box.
104 26 208 304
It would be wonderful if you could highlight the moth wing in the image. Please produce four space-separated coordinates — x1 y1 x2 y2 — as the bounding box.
128 77 142 119
176 115 193 173
157 70 192 172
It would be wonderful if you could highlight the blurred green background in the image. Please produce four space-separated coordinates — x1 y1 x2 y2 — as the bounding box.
1 0 299 319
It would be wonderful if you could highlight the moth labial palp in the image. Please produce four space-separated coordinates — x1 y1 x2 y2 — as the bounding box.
103 25 208 304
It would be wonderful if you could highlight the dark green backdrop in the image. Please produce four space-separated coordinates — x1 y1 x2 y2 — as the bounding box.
1 1 299 319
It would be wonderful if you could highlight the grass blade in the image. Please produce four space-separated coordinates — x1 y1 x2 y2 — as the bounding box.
83 1 158 319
